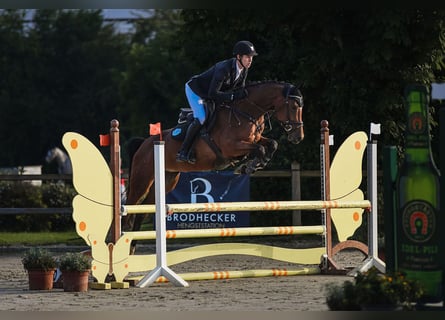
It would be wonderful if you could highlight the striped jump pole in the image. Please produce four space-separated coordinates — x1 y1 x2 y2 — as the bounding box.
122 199 371 215
126 267 321 284
124 225 326 241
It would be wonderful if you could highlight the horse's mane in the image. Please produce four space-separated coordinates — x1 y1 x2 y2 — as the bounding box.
245 80 290 88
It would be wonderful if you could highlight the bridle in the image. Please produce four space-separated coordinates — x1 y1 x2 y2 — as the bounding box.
226 82 304 134
280 84 304 133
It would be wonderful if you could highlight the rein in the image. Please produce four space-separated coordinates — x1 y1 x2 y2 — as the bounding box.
223 82 283 130
226 82 304 133
223 104 268 133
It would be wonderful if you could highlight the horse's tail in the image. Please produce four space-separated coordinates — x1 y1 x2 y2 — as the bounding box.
125 137 145 194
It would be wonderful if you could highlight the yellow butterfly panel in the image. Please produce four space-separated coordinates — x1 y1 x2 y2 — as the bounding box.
330 131 367 242
62 132 116 282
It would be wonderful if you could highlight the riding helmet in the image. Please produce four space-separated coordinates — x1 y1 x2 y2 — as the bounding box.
233 40 258 56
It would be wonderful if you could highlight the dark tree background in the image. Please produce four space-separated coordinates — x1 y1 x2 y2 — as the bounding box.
1 8 444 189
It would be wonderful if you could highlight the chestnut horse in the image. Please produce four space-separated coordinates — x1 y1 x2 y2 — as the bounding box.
122 80 304 253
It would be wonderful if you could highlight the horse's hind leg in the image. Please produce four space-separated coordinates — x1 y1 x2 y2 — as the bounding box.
121 141 155 232
128 171 180 254
122 181 152 231
128 189 155 255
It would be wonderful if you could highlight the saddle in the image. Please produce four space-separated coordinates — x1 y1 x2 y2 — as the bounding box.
170 108 195 141
171 101 234 169
171 100 217 142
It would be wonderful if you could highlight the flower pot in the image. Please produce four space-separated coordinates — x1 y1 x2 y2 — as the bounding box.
61 270 90 292
27 269 55 290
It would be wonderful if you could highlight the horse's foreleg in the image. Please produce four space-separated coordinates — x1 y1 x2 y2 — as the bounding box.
256 137 278 169
233 142 267 174
126 187 155 255
121 182 152 233
122 173 154 254
233 136 278 174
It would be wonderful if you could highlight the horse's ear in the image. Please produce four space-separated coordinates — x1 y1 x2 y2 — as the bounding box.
294 87 303 97
293 80 304 89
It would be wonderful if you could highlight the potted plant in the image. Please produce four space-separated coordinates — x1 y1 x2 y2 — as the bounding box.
325 266 425 311
58 252 92 292
22 247 57 290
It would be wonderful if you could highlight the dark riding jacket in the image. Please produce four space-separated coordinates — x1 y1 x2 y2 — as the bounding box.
187 58 247 105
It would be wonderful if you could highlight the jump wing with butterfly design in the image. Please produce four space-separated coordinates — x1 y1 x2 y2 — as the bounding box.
62 132 135 283
62 132 113 243
329 131 367 242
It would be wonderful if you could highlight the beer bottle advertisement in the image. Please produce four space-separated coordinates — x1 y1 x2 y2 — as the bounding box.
396 84 442 302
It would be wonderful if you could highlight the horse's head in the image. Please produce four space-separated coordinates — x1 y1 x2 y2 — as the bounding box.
45 148 57 163
273 83 304 144
237 81 304 144
44 147 72 174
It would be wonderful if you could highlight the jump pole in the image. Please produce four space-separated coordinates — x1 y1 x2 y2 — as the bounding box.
135 141 188 288
123 200 371 214
126 267 320 284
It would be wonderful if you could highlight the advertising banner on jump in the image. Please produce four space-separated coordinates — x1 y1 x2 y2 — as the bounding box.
166 171 250 229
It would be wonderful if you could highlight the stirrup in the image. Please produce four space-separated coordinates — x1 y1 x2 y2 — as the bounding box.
176 152 189 163
187 149 196 164
187 156 196 164
176 151 196 164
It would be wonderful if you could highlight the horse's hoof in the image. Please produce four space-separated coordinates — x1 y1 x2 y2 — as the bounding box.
233 165 244 174
244 166 256 175
238 165 251 174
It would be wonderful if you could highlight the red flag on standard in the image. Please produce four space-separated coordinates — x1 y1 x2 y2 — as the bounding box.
99 134 110 146
149 122 162 140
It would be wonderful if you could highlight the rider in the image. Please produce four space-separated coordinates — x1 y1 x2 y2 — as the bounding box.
176 40 258 164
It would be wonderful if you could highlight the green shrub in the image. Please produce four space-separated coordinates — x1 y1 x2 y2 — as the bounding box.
0 181 76 232
22 247 57 271
58 252 91 272
325 266 425 310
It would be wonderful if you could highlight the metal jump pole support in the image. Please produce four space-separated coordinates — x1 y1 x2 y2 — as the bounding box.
349 123 386 275
136 141 189 288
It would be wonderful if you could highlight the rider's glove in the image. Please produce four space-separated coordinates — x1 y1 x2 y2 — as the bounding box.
232 88 248 101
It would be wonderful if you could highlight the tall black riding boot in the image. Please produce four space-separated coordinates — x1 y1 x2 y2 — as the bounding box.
176 118 202 164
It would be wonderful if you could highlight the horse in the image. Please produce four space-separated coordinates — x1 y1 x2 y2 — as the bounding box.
45 147 73 175
122 80 304 253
